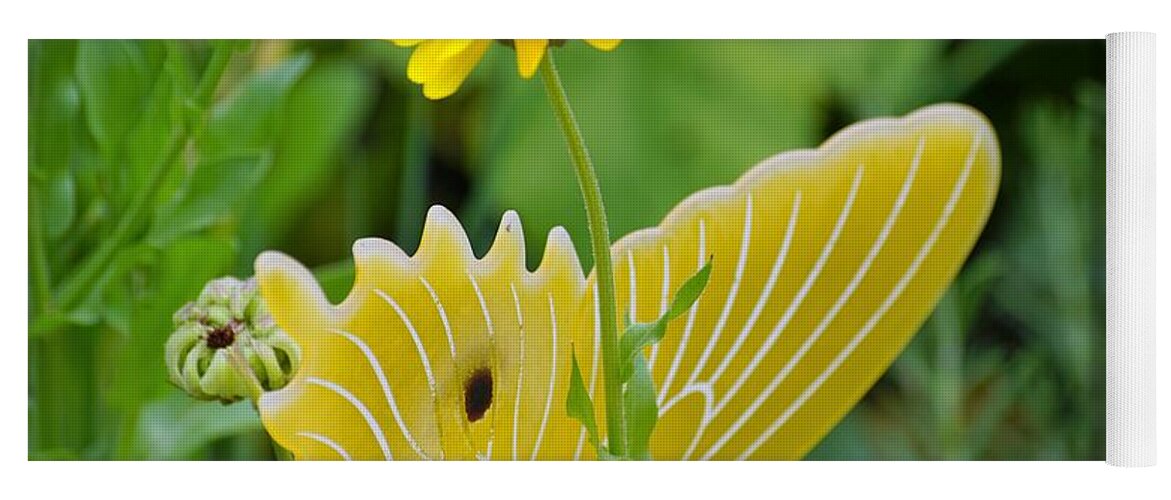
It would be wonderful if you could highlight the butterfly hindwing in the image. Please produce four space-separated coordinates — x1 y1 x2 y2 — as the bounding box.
604 103 1000 460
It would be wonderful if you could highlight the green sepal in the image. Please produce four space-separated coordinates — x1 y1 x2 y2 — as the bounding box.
165 276 300 404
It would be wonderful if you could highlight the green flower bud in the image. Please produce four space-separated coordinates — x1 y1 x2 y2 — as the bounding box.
165 277 301 403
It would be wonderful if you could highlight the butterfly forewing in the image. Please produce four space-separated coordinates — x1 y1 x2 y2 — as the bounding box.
256 210 590 460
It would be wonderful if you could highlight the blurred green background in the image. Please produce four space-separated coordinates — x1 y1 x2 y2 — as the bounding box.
27 39 1104 460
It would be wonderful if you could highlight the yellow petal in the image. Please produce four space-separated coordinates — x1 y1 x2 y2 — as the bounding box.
421 40 491 100
513 39 549 79
584 39 621 51
405 39 474 85
391 39 422 47
254 103 1000 460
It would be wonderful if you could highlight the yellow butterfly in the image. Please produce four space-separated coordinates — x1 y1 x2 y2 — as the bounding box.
254 103 1000 460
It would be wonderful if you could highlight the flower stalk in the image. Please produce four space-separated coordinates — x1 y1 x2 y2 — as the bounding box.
538 51 627 456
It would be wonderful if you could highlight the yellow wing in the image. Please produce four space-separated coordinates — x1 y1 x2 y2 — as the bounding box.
255 208 590 460
253 103 999 460
604 103 1000 459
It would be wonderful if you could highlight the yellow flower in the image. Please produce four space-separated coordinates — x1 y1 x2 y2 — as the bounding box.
393 39 622 99
251 104 1001 460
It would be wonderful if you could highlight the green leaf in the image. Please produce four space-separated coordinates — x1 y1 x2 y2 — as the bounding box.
125 57 183 199
201 53 313 158
29 40 80 176
76 40 165 157
618 258 712 377
30 40 81 239
665 257 713 320
566 347 603 454
76 39 179 219
131 392 263 460
623 353 658 460
619 319 667 382
41 171 76 238
147 154 272 248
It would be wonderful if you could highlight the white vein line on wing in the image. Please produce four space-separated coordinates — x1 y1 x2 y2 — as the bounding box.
298 432 352 461
707 139 926 460
659 219 706 405
681 167 863 460
532 293 559 460
686 194 753 387
575 281 603 460
510 284 525 461
739 136 977 460
468 274 495 341
707 192 801 386
648 245 671 370
307 376 393 460
374 289 438 405
329 329 430 460
419 276 457 360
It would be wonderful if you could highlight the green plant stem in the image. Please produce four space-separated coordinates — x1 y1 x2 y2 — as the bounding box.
538 52 627 457
33 332 94 457
29 180 54 314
